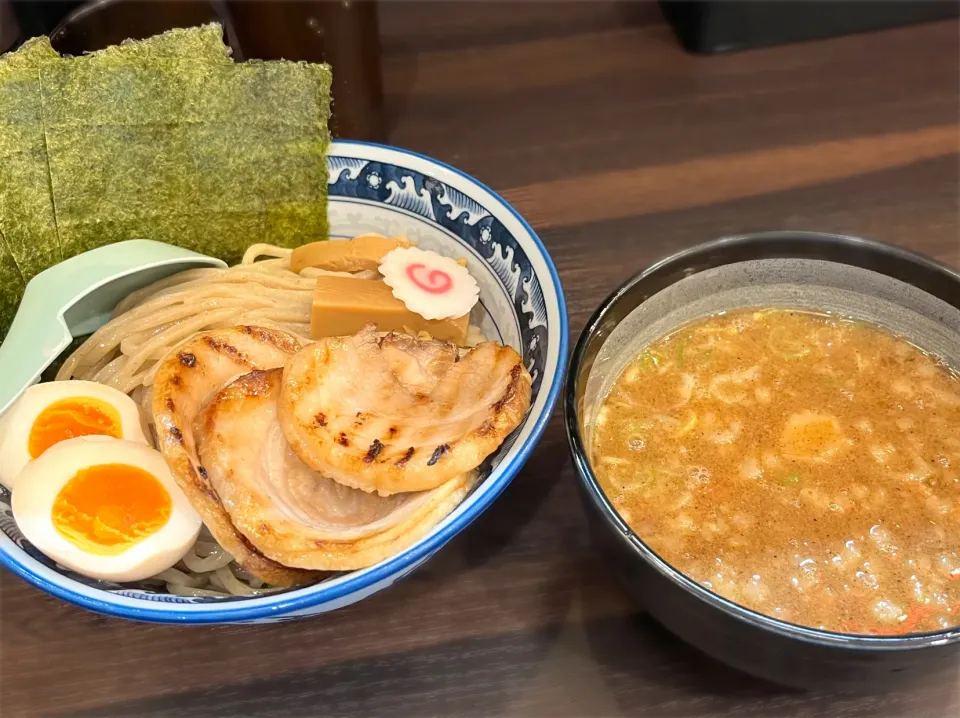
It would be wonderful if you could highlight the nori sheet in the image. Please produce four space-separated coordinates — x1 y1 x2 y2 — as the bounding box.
41 60 331 264
77 23 231 64
0 25 233 285
0 37 59 69
0 25 242 340
0 25 331 342
0 39 62 282
0 225 25 340
0 41 43 338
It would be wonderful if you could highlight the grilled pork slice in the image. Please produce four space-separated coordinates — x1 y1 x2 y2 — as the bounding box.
195 368 473 570
279 325 531 496
152 326 320 587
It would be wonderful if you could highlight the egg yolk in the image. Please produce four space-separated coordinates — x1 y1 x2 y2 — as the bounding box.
52 463 171 555
28 398 123 458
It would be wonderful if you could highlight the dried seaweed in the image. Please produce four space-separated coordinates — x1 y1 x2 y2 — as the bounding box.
0 26 231 286
0 225 25 339
0 40 55 339
0 40 62 281
0 37 58 69
77 23 231 64
42 60 331 263
0 25 331 341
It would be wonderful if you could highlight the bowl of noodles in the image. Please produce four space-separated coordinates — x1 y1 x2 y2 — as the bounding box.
0 141 568 623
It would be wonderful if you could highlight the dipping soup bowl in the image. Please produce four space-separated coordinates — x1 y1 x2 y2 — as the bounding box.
565 231 960 690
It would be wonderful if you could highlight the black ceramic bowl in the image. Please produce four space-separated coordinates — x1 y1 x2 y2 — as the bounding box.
565 231 960 691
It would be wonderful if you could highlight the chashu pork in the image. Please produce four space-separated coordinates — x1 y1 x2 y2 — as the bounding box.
278 326 531 496
152 326 321 587
195 368 474 570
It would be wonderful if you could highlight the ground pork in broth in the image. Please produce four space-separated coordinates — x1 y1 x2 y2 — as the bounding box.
592 309 960 635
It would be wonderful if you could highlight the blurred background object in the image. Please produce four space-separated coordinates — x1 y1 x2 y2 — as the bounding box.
0 0 17 54
225 1 384 141
661 0 960 54
8 0 384 141
6 0 957 138
8 0 79 43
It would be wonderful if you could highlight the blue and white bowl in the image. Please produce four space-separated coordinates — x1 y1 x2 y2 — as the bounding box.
0 141 568 623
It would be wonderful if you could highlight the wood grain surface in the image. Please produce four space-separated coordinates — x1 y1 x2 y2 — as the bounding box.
1 3 958 716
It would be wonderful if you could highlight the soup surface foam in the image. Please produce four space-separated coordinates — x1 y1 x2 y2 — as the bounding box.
592 309 960 634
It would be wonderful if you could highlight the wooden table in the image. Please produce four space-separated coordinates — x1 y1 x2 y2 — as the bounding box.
2 3 958 716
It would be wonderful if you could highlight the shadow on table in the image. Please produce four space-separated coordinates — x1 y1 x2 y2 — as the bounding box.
569 562 799 715
60 576 574 718
460 429 573 567
393 425 572 599
577 570 960 717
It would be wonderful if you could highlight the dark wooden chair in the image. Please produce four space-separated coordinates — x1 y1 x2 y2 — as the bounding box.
49 0 384 141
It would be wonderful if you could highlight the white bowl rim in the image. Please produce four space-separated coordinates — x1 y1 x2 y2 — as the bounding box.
0 140 569 623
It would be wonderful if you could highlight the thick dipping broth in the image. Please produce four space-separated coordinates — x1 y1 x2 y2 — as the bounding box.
592 309 960 635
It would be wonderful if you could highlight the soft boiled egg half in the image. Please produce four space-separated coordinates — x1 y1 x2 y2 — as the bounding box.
12 436 201 582
0 381 149 490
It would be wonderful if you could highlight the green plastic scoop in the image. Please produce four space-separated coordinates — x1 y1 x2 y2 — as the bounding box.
0 240 226 416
